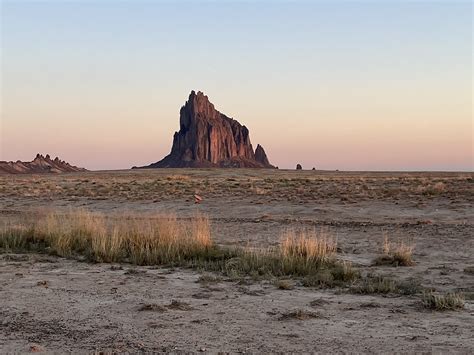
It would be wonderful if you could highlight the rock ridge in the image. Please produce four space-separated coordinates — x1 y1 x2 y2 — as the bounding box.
0 154 87 174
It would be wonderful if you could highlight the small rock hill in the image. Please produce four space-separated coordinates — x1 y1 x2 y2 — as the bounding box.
0 154 87 174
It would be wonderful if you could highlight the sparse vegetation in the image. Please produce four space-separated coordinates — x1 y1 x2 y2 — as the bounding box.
422 292 464 311
197 274 222 284
373 234 415 266
166 174 190 181
420 182 447 196
1 171 468 203
199 230 358 286
351 275 398 294
308 298 330 307
350 275 422 295
276 279 294 290
302 261 359 288
0 211 358 287
397 278 424 295
281 230 336 265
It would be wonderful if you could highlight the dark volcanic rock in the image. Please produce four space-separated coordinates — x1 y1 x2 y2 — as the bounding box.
0 154 87 174
137 91 274 169
296 164 302 170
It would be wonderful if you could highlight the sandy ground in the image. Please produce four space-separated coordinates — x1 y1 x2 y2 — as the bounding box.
0 169 473 353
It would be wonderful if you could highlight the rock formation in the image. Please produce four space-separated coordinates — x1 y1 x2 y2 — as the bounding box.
136 91 274 169
0 154 87 174
255 144 271 167
296 164 302 170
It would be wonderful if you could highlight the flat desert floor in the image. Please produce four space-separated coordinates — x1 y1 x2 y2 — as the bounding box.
0 169 473 353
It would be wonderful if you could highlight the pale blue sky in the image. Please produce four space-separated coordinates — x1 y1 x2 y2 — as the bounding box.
1 0 472 170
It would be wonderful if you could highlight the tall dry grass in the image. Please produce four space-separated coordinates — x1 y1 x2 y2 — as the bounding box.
281 230 336 264
276 229 338 276
0 210 212 265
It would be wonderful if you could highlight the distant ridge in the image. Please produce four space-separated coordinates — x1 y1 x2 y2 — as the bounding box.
135 90 275 169
0 154 87 174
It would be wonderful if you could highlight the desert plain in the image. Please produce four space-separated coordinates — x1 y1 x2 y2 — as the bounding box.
0 169 473 353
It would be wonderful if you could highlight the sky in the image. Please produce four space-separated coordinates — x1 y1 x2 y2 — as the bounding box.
0 0 472 171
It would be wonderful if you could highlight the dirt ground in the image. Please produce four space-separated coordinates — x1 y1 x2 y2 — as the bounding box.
1 169 473 353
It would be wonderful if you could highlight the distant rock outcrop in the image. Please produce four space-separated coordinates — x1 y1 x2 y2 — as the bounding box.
0 154 87 174
136 91 274 169
296 164 302 170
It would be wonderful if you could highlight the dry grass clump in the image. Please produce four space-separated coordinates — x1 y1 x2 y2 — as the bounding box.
422 292 464 311
275 279 294 290
396 278 424 295
197 274 222 284
225 229 339 278
419 181 447 196
281 230 336 266
302 261 359 288
373 234 415 267
250 185 269 195
0 210 212 265
0 223 36 251
166 174 190 181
